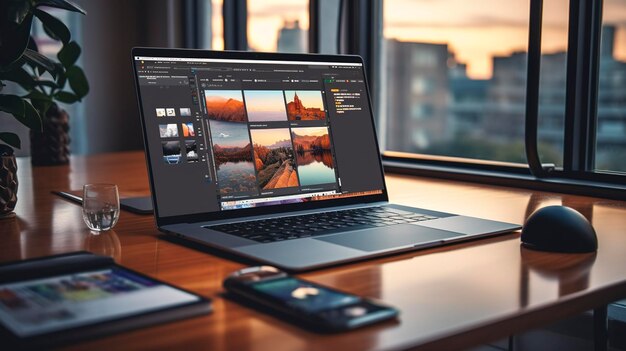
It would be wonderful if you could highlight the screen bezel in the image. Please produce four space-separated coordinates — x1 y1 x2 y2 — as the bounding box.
131 47 389 226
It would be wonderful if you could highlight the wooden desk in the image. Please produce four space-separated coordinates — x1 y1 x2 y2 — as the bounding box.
2 151 626 350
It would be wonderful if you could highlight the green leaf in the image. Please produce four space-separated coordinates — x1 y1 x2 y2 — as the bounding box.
56 70 67 88
34 0 86 15
55 91 79 103
0 94 25 116
0 133 21 149
23 49 56 73
0 95 42 131
66 65 88 99
0 14 34 66
34 9 71 44
0 67 35 90
24 89 52 118
57 41 81 68
22 100 43 131
25 89 51 102
29 99 51 117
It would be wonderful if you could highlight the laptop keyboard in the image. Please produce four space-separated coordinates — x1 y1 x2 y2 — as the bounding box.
205 206 439 243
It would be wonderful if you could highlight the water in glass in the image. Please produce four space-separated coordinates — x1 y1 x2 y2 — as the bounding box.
83 184 120 232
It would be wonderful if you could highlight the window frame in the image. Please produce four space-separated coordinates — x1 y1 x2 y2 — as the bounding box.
372 0 626 199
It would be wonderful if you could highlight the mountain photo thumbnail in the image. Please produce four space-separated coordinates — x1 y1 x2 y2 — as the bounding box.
285 90 326 121
205 90 247 122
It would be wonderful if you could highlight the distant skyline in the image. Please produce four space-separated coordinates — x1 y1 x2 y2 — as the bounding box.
214 0 626 80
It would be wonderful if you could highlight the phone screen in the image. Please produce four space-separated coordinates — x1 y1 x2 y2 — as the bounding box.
251 277 360 313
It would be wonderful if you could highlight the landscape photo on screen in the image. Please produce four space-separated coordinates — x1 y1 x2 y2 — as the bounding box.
205 90 247 122
182 122 195 137
285 91 326 121
209 120 257 195
291 127 336 186
159 124 179 138
250 128 299 190
185 140 198 163
244 90 288 122
162 141 182 164
179 107 191 116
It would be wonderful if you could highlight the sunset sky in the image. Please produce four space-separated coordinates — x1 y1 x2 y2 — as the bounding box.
244 91 287 113
250 128 291 146
212 0 626 80
382 0 626 79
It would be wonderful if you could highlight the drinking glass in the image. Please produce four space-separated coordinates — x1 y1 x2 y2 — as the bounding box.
82 184 120 232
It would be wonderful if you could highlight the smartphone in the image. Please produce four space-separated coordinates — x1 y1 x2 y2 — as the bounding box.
223 266 398 331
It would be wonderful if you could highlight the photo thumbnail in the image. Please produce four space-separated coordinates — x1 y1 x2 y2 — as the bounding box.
205 90 246 122
162 141 182 164
291 127 336 186
166 108 176 117
156 108 166 117
250 128 298 190
180 108 191 116
159 124 179 138
244 90 288 122
209 120 257 195
185 140 198 163
285 91 326 121
182 122 195 137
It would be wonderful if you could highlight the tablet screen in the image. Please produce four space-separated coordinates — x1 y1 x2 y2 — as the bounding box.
0 267 199 337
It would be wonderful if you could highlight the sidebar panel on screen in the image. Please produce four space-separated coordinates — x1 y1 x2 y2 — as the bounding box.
323 68 385 194
137 72 220 216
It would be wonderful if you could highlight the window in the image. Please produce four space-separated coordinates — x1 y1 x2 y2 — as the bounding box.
370 0 626 195
379 0 531 163
247 0 309 52
206 0 328 53
379 0 570 166
596 0 626 173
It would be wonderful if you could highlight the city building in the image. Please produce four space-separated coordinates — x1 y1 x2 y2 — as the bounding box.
383 39 449 152
276 20 306 53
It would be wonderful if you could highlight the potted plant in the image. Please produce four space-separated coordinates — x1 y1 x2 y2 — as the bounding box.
0 0 87 217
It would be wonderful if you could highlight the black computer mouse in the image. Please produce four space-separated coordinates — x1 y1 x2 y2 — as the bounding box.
521 205 597 253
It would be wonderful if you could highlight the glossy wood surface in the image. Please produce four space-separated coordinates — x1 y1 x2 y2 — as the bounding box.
2 151 626 351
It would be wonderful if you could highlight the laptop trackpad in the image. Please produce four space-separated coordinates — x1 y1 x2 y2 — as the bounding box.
315 224 465 252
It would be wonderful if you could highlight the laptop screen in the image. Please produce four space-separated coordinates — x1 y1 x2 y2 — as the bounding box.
133 51 386 219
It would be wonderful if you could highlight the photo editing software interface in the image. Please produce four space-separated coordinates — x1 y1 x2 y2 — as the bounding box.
135 56 385 217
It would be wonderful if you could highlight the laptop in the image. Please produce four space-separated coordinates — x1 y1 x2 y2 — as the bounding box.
131 47 521 271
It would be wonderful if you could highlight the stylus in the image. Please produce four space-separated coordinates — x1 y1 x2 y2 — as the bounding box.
52 191 83 205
